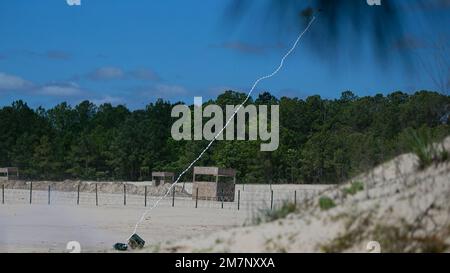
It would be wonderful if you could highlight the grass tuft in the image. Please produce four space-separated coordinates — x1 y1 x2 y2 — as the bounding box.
250 201 297 225
319 196 336 211
343 181 364 196
403 127 449 169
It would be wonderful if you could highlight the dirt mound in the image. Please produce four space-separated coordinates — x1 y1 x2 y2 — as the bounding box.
154 136 450 253
1 180 191 197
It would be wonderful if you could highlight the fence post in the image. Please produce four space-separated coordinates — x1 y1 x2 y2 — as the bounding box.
123 184 126 206
144 186 147 207
237 190 240 211
195 188 199 208
48 185 51 205
29 182 32 204
294 190 297 206
270 190 274 210
77 184 80 205
221 189 224 209
2 184 4 204
95 183 98 206
172 187 175 207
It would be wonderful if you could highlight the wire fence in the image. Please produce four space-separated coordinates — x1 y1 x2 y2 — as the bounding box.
0 182 330 214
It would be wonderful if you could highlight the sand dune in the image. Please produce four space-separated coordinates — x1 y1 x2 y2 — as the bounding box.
155 137 450 253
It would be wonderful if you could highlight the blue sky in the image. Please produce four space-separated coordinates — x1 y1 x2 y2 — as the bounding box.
0 0 449 109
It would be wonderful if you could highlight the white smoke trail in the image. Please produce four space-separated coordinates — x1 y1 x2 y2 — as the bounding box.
128 16 317 239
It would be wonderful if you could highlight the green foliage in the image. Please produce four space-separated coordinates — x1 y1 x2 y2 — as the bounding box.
343 181 364 196
402 127 449 169
0 91 448 182
372 223 450 253
32 136 60 180
319 196 336 211
251 201 298 225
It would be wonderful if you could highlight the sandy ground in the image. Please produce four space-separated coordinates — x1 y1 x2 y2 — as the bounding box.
0 203 246 252
0 183 331 253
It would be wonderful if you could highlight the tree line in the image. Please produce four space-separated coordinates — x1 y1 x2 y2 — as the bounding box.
0 90 449 184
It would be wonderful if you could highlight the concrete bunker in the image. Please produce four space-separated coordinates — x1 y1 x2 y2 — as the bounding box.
0 167 19 181
151 172 174 186
192 167 236 202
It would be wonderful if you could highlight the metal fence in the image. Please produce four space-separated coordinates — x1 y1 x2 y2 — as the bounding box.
0 182 330 214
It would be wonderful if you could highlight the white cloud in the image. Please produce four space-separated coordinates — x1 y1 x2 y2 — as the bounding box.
91 95 125 105
38 82 84 96
138 83 188 100
128 68 161 81
0 72 83 97
0 72 33 91
207 85 240 96
0 72 127 104
154 84 187 95
87 67 161 82
88 67 124 81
